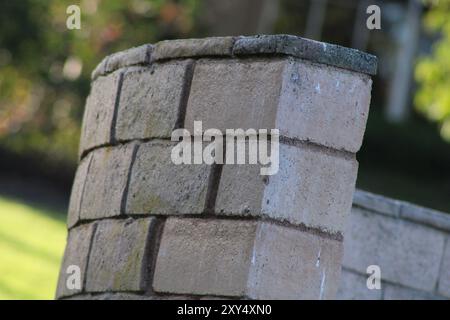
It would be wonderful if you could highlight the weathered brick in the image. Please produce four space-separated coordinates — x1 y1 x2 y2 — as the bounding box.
336 269 382 300
91 45 151 81
125 141 212 215
216 164 265 217
64 293 193 300
91 57 108 80
93 293 195 300
105 44 152 73
152 37 235 61
384 284 445 300
153 218 258 297
438 237 450 298
153 218 343 299
79 70 123 156
85 218 155 292
343 207 446 291
400 202 450 232
56 223 96 298
247 223 343 300
115 60 193 142
277 60 372 153
352 189 401 218
185 58 283 133
62 294 92 300
80 144 135 220
67 153 92 228
184 58 372 153
199 296 233 300
216 143 357 235
89 293 153 300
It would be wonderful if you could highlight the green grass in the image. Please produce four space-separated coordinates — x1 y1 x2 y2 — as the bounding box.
0 196 66 300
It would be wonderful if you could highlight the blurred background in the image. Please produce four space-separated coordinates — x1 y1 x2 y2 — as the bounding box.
0 0 449 299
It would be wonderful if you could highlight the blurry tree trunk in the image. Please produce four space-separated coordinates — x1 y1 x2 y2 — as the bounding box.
305 0 328 40
352 0 372 51
385 0 422 122
200 0 280 36
257 0 280 34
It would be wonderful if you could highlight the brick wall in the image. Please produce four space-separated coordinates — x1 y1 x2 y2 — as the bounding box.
56 35 376 300
338 190 450 300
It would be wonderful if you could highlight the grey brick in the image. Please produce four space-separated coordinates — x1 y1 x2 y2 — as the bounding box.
152 37 235 61
247 223 343 300
400 202 450 233
153 218 343 299
85 218 155 292
184 58 284 134
125 141 212 215
343 207 446 291
199 296 233 300
79 70 123 156
384 283 445 300
67 153 92 228
233 35 377 75
89 293 155 300
277 60 371 153
337 269 382 300
62 294 92 300
153 218 258 297
80 144 135 220
91 57 108 80
105 44 152 73
438 237 450 298
352 189 401 218
185 58 372 153
216 163 266 218
56 223 96 298
64 293 193 300
115 60 193 142
216 143 357 235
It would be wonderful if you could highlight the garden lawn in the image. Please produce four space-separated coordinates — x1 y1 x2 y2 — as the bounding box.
0 196 66 299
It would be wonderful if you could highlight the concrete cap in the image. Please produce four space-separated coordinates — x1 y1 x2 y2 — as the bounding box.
92 35 378 80
353 189 450 232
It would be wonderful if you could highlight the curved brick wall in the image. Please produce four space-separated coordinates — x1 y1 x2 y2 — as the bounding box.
338 190 450 300
56 35 376 300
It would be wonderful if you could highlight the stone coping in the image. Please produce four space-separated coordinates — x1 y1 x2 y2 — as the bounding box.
353 189 450 233
91 35 378 80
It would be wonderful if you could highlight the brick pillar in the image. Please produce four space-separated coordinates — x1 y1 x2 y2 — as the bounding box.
56 35 376 300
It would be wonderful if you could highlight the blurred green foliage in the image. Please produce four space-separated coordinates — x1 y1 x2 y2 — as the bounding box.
415 0 450 141
0 0 200 168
